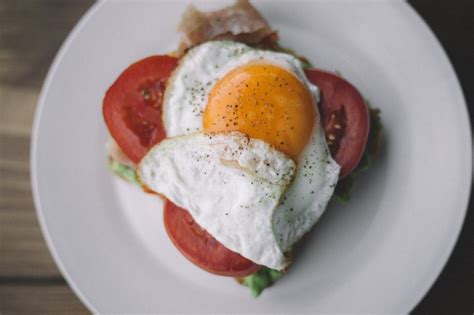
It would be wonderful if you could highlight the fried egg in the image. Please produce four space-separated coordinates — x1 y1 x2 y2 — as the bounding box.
142 41 340 269
138 132 296 269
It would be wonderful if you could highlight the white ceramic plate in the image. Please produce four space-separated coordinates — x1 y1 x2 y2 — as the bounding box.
31 0 471 313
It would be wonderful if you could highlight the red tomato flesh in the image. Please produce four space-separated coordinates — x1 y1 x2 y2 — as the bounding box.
164 200 261 277
103 55 178 163
305 69 370 178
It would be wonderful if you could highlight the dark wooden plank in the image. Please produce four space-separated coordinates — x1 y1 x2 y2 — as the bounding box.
0 86 38 137
0 132 61 278
0 210 61 278
0 0 95 89
0 284 89 315
0 1 93 314
0 134 30 163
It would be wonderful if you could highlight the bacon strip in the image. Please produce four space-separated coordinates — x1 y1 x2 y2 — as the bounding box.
177 0 275 55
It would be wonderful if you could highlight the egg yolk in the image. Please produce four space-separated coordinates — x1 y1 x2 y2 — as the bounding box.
204 64 315 158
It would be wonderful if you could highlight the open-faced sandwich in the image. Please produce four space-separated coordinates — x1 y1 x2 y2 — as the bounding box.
103 0 382 297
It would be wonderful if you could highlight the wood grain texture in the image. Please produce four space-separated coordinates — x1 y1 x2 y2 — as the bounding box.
0 285 88 315
0 0 93 314
0 87 38 136
0 0 94 89
0 210 59 277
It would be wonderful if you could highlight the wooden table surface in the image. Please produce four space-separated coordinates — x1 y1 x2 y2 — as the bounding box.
0 1 472 314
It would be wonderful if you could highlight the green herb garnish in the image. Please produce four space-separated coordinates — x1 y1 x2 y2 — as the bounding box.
242 267 284 297
108 159 140 186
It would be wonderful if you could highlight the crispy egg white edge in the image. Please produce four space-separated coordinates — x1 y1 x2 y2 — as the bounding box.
137 132 296 270
162 41 340 261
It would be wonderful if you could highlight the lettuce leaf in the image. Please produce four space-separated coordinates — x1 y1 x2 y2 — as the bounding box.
108 159 140 186
242 267 284 297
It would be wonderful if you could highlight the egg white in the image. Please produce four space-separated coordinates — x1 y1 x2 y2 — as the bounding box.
162 41 340 266
138 132 296 270
163 41 319 136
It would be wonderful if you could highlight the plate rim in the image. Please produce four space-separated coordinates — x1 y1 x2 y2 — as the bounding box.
30 1 106 313
397 2 472 311
30 1 472 313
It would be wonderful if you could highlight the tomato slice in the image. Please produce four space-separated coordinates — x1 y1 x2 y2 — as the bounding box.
103 56 178 163
305 69 370 178
164 200 261 277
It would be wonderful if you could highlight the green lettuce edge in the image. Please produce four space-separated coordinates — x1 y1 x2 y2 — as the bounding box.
108 159 140 186
242 267 284 297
